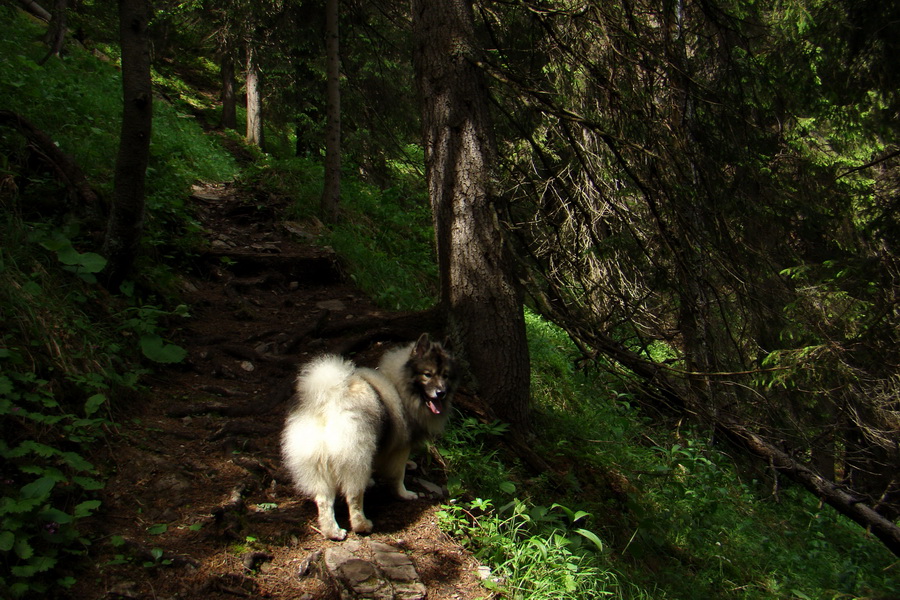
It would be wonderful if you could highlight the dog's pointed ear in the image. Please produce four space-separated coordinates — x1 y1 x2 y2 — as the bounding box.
441 336 453 352
413 333 431 357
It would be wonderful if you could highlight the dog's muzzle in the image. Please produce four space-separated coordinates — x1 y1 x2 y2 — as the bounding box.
425 388 446 415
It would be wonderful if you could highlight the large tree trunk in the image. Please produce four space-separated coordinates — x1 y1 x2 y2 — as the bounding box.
320 0 341 222
102 0 152 289
19 0 51 21
245 44 264 149
220 49 237 130
412 0 531 432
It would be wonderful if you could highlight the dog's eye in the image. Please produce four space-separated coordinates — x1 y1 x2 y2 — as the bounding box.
422 371 433 379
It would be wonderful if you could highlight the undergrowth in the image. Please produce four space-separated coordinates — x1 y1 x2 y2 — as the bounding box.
0 217 131 597
0 9 236 270
0 214 195 597
0 9 232 596
435 311 900 600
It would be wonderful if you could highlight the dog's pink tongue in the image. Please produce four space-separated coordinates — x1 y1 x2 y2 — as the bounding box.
427 399 443 415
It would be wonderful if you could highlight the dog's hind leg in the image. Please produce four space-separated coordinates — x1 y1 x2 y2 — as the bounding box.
314 493 347 540
346 488 373 534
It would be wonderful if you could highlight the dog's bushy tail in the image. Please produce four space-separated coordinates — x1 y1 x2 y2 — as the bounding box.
283 354 379 499
295 354 356 410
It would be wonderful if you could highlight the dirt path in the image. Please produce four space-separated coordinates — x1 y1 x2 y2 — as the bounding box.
70 184 485 599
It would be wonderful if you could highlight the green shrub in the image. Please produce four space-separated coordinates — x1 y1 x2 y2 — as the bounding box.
438 497 639 600
0 220 130 597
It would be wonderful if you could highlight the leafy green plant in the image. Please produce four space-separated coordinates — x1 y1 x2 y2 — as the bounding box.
0 205 146 599
145 547 172 568
35 232 107 284
438 498 628 600
440 417 514 499
118 303 189 364
0 350 106 598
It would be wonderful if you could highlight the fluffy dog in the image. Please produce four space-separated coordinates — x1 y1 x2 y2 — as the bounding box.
281 334 456 540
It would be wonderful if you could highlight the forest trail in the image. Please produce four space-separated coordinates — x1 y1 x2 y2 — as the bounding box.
70 184 484 599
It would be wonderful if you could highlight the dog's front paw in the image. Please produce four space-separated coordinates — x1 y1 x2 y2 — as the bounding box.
397 488 419 501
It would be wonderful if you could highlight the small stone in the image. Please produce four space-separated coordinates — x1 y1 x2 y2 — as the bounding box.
240 361 255 372
414 477 446 499
315 299 346 311
297 550 321 577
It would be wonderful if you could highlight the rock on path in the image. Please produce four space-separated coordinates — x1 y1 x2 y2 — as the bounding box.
322 539 427 600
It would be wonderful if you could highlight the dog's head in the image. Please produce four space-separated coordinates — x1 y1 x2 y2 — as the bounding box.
408 333 456 416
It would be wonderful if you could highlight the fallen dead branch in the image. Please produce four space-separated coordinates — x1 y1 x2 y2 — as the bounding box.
586 328 900 558
716 415 900 557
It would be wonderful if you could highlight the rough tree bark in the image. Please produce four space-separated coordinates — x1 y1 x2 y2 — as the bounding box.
245 43 264 149
18 0 51 21
102 0 152 288
412 0 531 432
320 0 341 222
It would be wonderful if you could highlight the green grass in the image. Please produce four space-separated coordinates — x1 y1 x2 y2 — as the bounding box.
326 180 438 311
261 154 439 311
435 312 900 600
438 497 641 600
